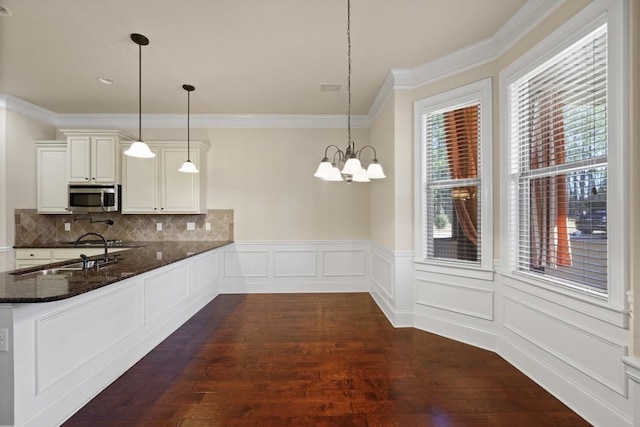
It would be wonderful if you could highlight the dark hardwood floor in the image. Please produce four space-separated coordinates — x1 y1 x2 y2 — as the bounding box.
63 293 591 426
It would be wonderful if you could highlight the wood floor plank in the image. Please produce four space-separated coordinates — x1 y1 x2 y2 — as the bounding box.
63 293 591 426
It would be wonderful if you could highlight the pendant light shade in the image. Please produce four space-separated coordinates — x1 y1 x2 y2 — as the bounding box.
124 33 155 159
179 84 199 173
366 159 386 179
314 159 333 178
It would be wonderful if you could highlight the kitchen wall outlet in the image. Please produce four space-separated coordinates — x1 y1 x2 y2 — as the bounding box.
156 223 162 231
64 223 71 231
187 222 195 231
156 252 163 260
0 328 8 352
205 223 211 231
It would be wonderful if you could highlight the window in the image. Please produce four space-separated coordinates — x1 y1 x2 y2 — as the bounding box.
508 25 609 293
415 79 492 273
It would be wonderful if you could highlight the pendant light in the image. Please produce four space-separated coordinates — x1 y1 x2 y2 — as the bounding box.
313 0 385 183
124 33 155 158
178 84 199 173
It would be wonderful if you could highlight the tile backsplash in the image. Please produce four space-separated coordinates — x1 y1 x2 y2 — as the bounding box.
14 209 233 246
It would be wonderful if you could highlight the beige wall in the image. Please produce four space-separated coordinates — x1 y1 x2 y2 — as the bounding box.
133 127 371 242
392 90 414 252
207 128 370 241
368 93 396 249
2 110 55 247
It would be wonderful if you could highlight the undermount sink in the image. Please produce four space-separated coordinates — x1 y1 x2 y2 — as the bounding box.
61 239 124 247
11 258 121 276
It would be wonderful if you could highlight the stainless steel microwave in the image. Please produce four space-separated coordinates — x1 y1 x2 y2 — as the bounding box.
68 184 120 213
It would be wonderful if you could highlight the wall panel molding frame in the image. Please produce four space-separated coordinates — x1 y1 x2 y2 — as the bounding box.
219 241 371 294
368 243 414 327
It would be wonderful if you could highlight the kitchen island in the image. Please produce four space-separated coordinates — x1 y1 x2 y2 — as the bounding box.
2 240 231 303
0 240 232 427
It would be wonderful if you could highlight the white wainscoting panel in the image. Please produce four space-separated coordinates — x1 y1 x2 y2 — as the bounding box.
371 249 393 300
273 250 317 277
224 250 269 278
368 244 415 327
412 265 497 352
9 247 224 427
191 250 218 293
35 284 140 394
502 295 627 395
416 278 493 321
219 241 370 294
322 249 365 277
144 263 190 324
498 273 632 427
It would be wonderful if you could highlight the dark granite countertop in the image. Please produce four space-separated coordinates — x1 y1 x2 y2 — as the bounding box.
1 241 232 303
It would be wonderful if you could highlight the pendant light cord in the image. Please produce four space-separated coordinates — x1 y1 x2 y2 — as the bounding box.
138 41 142 142
187 89 191 161
347 0 352 149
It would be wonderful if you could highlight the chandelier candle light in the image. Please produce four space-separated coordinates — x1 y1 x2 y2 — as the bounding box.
124 33 155 159
314 0 385 183
179 84 199 173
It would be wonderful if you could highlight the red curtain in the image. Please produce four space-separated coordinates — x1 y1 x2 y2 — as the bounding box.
529 94 571 268
443 106 478 246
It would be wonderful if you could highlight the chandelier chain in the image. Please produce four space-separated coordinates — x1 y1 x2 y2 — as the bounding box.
347 0 352 147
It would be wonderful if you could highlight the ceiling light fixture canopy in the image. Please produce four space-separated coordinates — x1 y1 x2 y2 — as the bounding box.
314 0 385 183
179 84 199 174
124 33 155 159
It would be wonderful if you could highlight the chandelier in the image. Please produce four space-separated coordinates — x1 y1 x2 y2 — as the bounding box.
314 0 385 183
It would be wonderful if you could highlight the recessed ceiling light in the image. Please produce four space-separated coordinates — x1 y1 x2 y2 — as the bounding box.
321 84 341 92
0 4 12 16
98 77 115 85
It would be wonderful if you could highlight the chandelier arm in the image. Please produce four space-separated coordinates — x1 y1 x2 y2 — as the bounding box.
323 144 343 159
357 145 377 160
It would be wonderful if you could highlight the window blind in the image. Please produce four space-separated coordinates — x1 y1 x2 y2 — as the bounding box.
511 24 608 292
423 102 482 264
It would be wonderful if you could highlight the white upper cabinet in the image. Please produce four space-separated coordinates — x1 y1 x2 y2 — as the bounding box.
121 141 208 214
36 141 69 214
62 130 132 184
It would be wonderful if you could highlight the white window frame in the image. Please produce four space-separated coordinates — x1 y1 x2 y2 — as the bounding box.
414 78 493 279
500 0 629 310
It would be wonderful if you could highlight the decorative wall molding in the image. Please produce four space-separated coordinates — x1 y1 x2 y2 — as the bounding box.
366 0 566 119
56 113 371 130
415 278 494 321
0 93 57 126
219 241 371 294
502 295 628 396
1 1 565 131
6 249 222 427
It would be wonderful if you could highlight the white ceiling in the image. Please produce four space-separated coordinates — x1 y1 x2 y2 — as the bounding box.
0 0 526 115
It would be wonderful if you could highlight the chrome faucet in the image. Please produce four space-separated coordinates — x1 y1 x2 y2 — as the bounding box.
74 232 109 262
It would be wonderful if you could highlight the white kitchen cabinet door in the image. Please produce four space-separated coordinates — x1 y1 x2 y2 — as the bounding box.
67 136 92 183
91 137 118 183
121 148 159 213
63 130 131 184
161 148 199 213
121 142 207 214
36 141 70 214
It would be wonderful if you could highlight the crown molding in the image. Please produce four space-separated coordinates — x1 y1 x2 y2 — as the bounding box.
0 93 57 125
366 0 567 119
55 113 370 129
2 0 566 130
